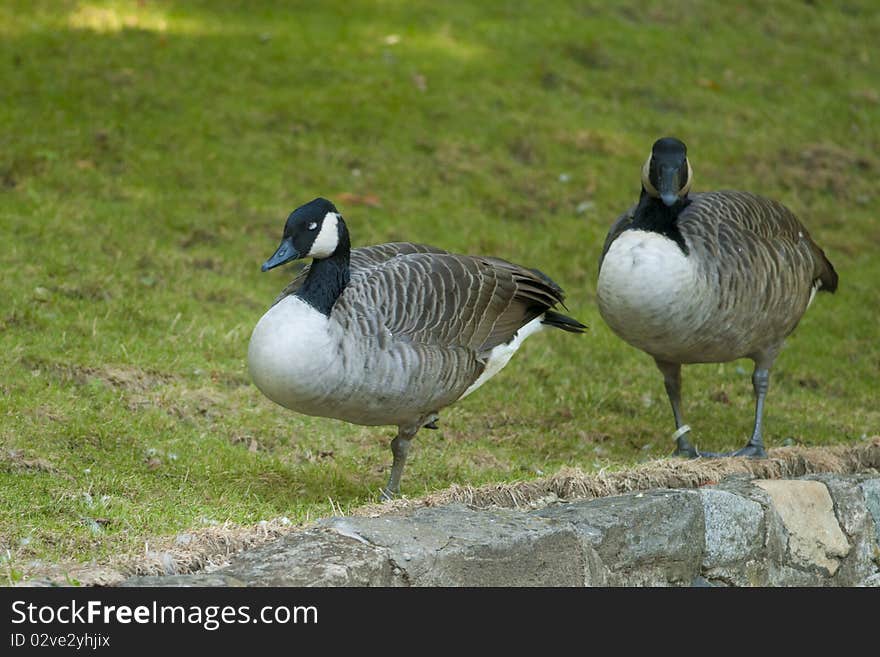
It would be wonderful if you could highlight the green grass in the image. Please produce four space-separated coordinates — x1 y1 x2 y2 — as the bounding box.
1 0 878 577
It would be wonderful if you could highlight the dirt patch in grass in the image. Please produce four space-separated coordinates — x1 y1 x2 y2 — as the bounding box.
756 143 876 198
0 449 64 477
21 359 175 393
157 386 229 422
85 365 174 392
19 359 236 423
16 439 879 587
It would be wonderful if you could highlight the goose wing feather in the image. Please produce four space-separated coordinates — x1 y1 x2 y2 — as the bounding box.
335 252 567 355
684 191 838 292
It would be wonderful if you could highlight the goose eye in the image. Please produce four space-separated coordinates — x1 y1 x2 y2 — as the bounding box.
308 222 318 230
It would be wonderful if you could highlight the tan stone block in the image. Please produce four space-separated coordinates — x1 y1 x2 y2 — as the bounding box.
755 480 850 574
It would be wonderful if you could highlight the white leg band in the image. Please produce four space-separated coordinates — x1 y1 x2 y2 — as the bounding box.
671 424 692 441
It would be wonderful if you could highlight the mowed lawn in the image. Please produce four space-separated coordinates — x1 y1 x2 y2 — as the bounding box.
1 0 878 578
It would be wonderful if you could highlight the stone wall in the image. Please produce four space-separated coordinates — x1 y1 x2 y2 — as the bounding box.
122 473 880 587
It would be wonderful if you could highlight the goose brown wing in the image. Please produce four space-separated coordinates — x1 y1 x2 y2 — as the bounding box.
336 252 568 354
684 191 838 292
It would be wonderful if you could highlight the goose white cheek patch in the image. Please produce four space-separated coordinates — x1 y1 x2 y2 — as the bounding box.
307 212 340 258
641 155 692 199
641 153 658 197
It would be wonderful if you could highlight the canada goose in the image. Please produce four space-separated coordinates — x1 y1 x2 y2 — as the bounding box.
597 137 838 458
248 198 586 498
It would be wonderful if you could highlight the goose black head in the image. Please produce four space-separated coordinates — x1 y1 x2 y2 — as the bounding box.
641 137 693 207
261 197 349 272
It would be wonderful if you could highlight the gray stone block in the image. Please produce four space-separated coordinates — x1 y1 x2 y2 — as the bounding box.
862 479 880 545
220 528 405 586
766 565 829 587
700 488 764 567
805 475 868 536
319 504 584 586
533 489 703 586
806 475 879 586
699 488 766 586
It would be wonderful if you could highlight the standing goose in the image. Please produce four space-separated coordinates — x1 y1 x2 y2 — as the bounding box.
248 198 586 498
597 137 838 458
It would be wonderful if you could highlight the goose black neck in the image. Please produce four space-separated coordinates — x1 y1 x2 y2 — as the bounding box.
631 189 690 255
295 232 351 317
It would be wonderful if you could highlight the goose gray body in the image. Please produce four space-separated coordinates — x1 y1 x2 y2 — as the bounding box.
252 247 566 427
599 190 835 363
248 198 586 496
597 138 837 457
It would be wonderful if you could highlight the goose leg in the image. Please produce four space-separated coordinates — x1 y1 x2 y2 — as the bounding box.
728 367 770 458
382 426 417 500
655 360 702 458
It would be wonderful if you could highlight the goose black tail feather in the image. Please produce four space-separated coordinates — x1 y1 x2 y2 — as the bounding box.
808 237 838 294
527 267 565 297
819 256 839 294
541 310 587 333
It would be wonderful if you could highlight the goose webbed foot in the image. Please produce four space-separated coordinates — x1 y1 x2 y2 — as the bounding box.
723 443 767 458
672 431 767 459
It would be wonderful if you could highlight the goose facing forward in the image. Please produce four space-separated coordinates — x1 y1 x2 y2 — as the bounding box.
248 198 586 498
597 137 838 458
